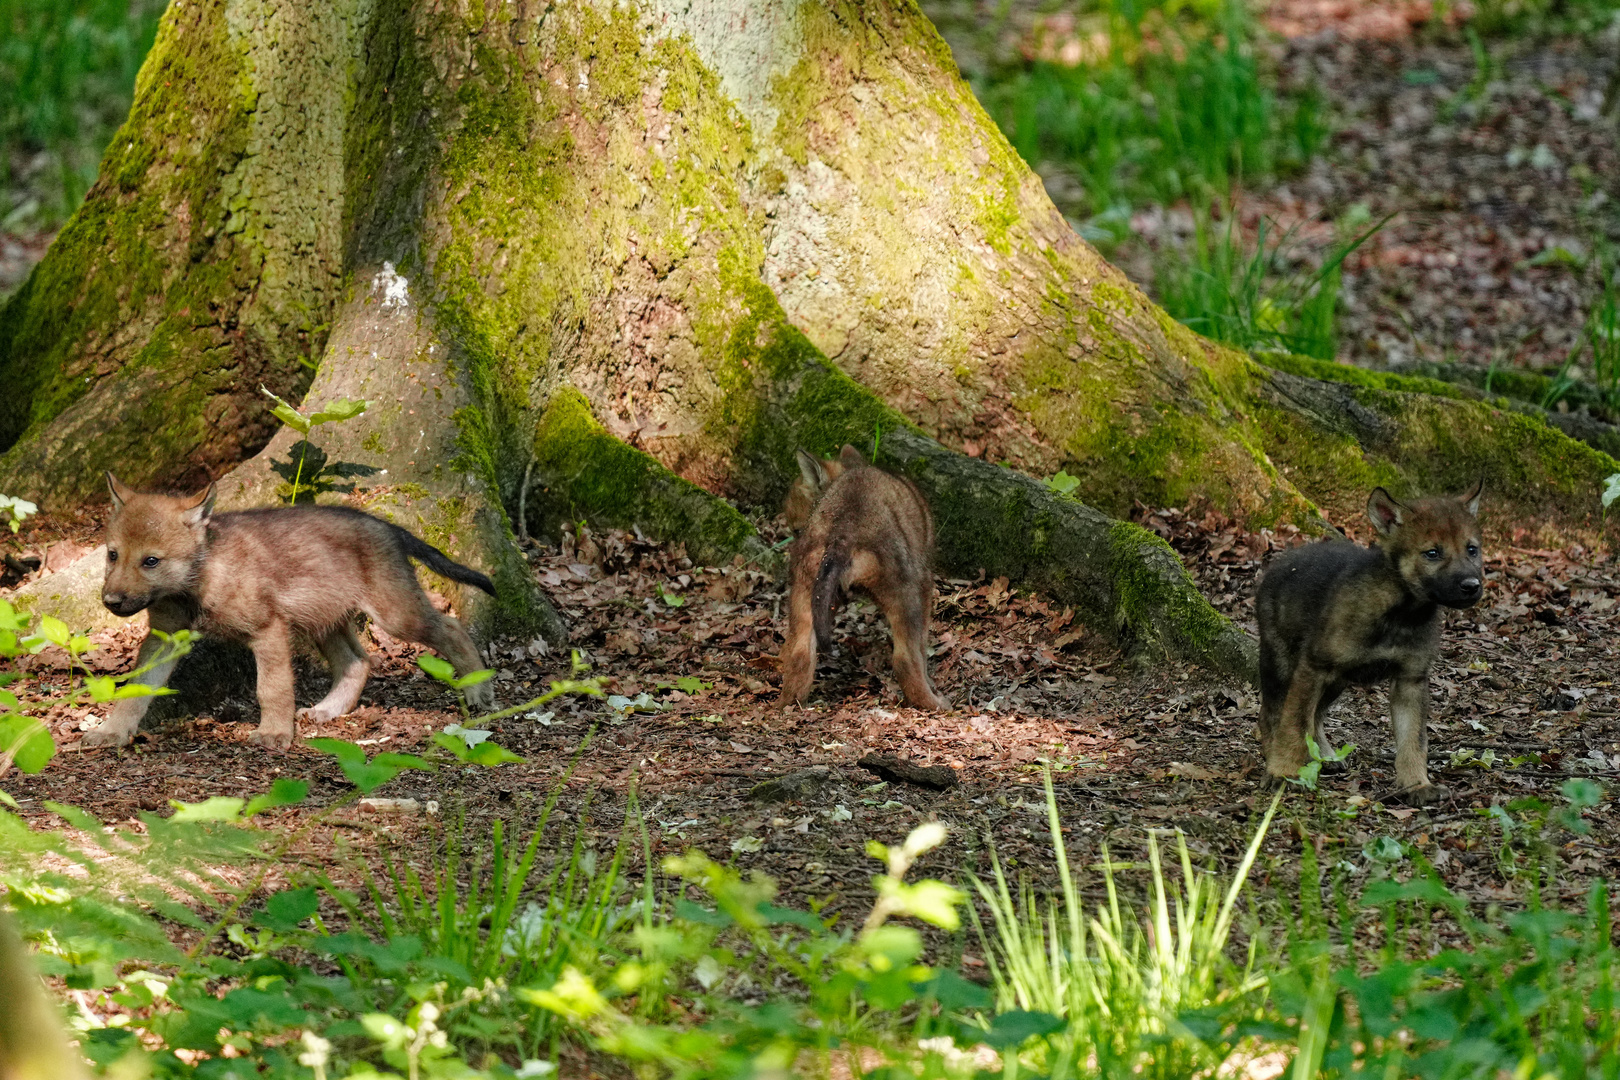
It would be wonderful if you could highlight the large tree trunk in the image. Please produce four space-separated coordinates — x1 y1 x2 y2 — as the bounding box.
2 0 1615 670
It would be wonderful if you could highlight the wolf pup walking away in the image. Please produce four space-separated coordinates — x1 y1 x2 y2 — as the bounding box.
1255 480 1485 804
88 475 496 750
780 445 951 711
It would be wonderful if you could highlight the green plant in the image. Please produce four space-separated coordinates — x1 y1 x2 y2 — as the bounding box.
0 597 190 777
0 495 35 534
968 771 1281 1078
1274 794 1620 1079
259 386 371 504
1603 472 1619 535
981 0 1326 232
1154 203 1391 359
0 0 165 224
1289 733 1355 792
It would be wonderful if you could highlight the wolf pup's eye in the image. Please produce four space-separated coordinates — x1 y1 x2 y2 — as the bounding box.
1423 548 1442 561
107 550 118 563
1467 543 1479 557
141 555 160 568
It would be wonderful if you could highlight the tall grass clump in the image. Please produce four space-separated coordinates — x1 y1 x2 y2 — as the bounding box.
0 0 165 224
969 772 1281 1078
980 0 1327 237
1154 204 1389 358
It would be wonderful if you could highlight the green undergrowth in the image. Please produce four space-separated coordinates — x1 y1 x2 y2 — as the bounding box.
2 609 1615 1077
977 0 1326 242
0 0 166 227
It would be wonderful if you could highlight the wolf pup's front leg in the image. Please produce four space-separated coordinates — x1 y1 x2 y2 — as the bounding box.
247 621 298 750
82 599 191 749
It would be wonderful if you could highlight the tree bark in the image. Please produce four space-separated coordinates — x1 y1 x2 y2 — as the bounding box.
1 0 1615 669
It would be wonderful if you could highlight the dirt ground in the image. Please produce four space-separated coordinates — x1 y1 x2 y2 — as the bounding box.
3 491 1616 940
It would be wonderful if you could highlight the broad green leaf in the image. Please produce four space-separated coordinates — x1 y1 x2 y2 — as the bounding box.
112 683 166 699
257 887 320 931
1604 473 1620 510
1045 470 1081 495
464 741 523 767
0 689 17 710
0 715 54 773
86 676 115 702
417 654 456 683
361 1013 410 1050
0 789 17 809
169 796 247 822
453 668 494 689
306 736 366 763
40 615 70 648
244 778 309 818
307 397 370 426
259 386 310 434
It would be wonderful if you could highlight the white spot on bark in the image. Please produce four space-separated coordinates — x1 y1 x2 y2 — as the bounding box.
375 261 410 308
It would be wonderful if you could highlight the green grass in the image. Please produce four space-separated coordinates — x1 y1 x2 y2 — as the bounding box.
978 0 1327 241
0 0 165 227
1153 202 1389 359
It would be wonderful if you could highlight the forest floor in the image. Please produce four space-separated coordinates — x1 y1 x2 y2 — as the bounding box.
926 0 1620 378
3 495 1617 942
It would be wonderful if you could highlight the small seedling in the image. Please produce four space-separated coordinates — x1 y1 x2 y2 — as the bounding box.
417 653 494 718
1045 470 1081 495
0 495 36 534
260 386 371 503
1289 734 1355 792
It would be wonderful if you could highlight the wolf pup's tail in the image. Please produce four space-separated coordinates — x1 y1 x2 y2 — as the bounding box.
811 541 849 651
393 526 498 596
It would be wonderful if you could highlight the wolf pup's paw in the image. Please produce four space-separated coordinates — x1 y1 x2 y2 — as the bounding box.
1392 782 1450 807
464 681 495 714
80 724 135 749
249 726 296 750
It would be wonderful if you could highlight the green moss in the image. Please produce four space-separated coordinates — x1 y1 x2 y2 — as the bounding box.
1106 518 1235 657
1256 351 1469 401
531 388 766 567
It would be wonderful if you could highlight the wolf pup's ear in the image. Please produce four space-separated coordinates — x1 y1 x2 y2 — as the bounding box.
1366 487 1406 536
795 449 828 492
1461 474 1484 516
181 482 217 528
106 472 134 511
838 444 865 469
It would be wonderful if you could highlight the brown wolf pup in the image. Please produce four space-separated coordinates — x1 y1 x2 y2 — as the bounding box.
779 445 950 711
87 475 496 750
1255 480 1485 804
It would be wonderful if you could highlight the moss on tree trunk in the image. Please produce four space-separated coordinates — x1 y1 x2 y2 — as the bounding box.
1 0 1613 668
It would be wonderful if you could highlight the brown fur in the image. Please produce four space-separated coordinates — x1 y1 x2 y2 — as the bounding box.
1255 480 1485 804
779 445 950 711
87 475 495 750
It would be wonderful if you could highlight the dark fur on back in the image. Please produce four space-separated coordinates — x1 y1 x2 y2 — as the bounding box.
1254 481 1484 804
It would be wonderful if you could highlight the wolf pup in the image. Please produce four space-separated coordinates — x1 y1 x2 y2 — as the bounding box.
87 475 496 750
780 445 950 711
1255 480 1484 804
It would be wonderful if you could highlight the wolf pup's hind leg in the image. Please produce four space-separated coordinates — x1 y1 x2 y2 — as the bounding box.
368 579 493 713
301 623 372 725
778 553 819 705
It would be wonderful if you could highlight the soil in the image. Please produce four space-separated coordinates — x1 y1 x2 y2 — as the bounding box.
3 494 1616 943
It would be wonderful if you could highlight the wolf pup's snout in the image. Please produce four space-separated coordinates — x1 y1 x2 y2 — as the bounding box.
101 590 148 617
